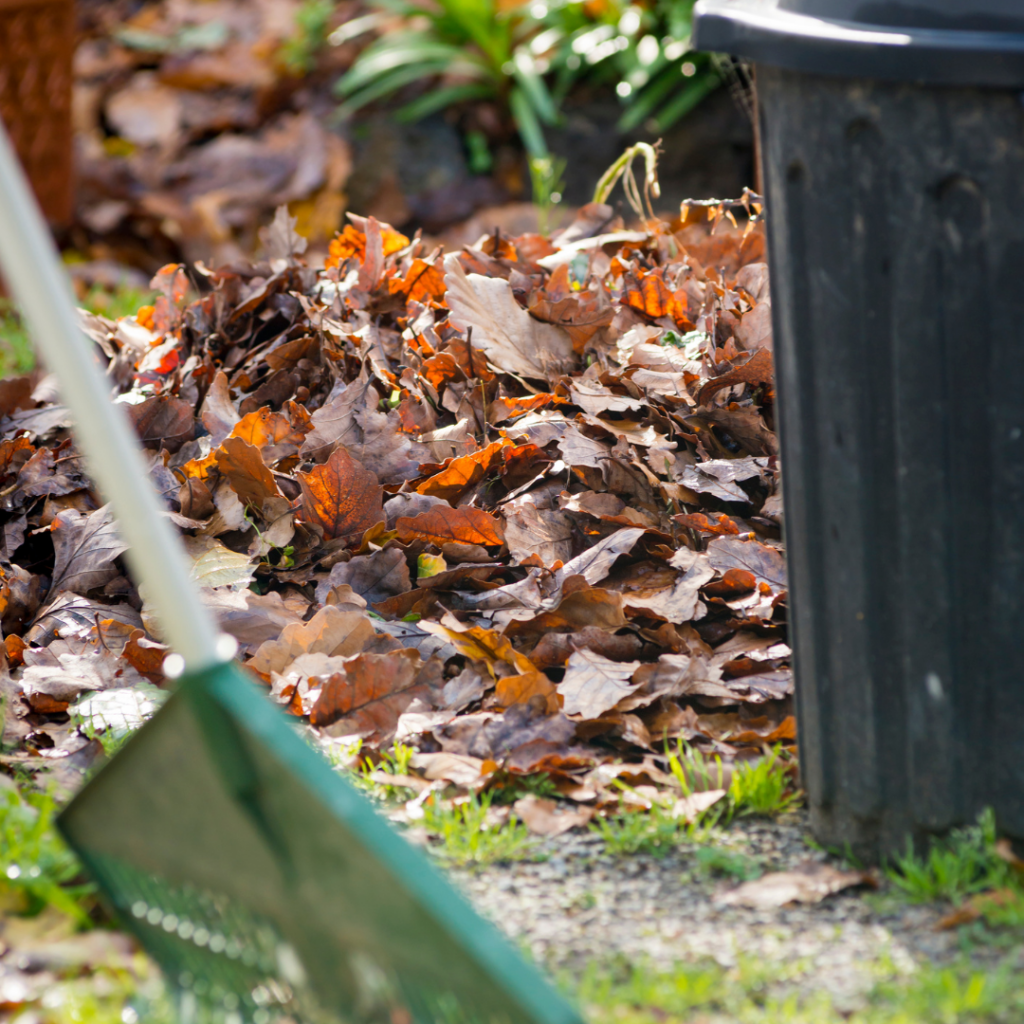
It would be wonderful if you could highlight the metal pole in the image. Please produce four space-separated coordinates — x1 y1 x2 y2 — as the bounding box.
0 120 224 672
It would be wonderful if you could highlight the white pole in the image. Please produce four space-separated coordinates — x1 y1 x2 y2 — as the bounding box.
0 121 224 672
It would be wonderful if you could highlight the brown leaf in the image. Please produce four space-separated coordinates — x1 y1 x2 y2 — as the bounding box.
706 536 787 590
717 861 875 908
300 368 424 482
557 649 642 719
126 395 195 452
494 670 559 714
48 507 128 596
530 627 643 670
697 348 774 405
229 406 306 451
513 795 594 836
443 254 576 379
310 650 426 745
416 440 511 503
396 506 504 548
250 605 376 675
297 447 383 541
16 447 87 498
200 370 239 446
314 548 411 607
216 437 280 510
121 629 168 683
503 506 573 567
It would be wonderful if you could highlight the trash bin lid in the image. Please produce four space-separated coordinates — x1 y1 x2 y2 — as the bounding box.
692 0 1024 86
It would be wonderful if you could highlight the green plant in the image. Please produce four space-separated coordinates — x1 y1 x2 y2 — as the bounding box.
488 770 560 805
0 299 35 378
729 746 803 817
281 0 337 73
542 0 721 133
422 791 539 866
336 0 559 159
592 791 723 858
0 780 94 924
885 809 1015 905
692 845 763 882
528 154 566 233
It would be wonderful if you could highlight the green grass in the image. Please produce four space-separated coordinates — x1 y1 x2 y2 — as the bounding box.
0 284 155 380
885 809 1016 905
0 780 95 924
576 954 1024 1024
692 844 765 882
422 791 541 867
729 746 803 817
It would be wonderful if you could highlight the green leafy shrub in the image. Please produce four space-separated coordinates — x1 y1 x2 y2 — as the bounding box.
729 746 802 817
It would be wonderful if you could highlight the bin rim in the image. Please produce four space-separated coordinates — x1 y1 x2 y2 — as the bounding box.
692 0 1024 86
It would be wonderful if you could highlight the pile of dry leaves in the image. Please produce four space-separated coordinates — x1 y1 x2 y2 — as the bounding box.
0 195 791 819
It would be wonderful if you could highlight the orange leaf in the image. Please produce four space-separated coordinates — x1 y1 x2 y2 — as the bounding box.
488 393 561 424
416 439 511 503
229 407 306 449
495 670 560 713
216 437 280 509
122 628 167 683
418 621 534 677
389 259 446 304
297 447 383 541
326 222 409 268
396 506 504 547
622 268 691 328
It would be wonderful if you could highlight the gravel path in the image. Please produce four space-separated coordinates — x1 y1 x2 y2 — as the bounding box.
446 812 988 1014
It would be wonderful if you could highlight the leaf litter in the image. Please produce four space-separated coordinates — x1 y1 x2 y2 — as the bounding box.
0 196 798 851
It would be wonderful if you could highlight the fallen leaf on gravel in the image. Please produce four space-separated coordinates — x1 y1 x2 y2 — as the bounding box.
297 447 383 540
670 789 727 822
514 795 594 836
717 861 875 908
396 506 504 547
557 649 642 719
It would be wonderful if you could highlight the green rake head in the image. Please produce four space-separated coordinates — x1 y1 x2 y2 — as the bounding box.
58 662 583 1024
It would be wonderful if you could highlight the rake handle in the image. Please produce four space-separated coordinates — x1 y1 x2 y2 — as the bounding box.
0 118 223 671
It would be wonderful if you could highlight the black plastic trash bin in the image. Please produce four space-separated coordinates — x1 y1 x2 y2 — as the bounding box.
693 0 1024 860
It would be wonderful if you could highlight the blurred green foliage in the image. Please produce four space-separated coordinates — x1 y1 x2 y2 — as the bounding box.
333 0 721 166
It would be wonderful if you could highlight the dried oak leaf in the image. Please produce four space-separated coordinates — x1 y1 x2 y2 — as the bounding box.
557 648 642 719
297 447 383 541
396 506 504 548
443 253 575 379
216 437 280 510
311 649 426 745
49 507 128 596
16 446 87 498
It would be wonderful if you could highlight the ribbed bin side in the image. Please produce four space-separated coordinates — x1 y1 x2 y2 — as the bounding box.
0 0 74 225
758 65 1024 860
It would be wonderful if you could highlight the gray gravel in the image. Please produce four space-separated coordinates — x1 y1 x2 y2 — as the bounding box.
442 811 1005 1013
